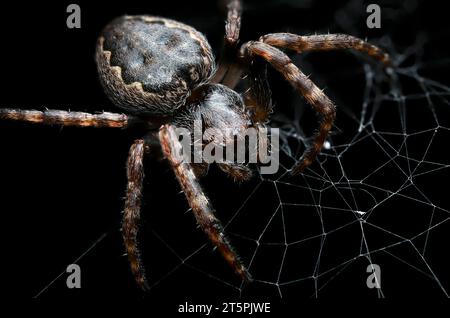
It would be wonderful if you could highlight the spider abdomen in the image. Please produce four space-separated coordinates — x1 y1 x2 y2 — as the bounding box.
96 16 216 116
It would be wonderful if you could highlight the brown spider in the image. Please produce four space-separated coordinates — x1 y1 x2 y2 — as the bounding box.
0 0 391 290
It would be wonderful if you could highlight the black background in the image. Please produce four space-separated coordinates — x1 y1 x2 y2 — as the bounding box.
1 0 449 307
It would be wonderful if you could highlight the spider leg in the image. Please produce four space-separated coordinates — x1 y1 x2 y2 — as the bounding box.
243 58 273 124
123 139 149 290
260 33 392 67
212 0 243 87
217 162 252 182
159 124 252 282
241 41 336 175
0 108 128 128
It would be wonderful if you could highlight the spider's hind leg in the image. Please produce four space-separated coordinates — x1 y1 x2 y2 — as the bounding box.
159 124 252 282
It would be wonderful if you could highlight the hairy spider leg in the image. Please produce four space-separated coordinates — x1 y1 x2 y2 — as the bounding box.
159 124 252 282
123 139 149 290
241 41 336 175
242 33 391 125
0 108 128 128
255 33 391 173
260 33 392 67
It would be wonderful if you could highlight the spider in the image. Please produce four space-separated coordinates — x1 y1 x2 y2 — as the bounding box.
0 0 391 290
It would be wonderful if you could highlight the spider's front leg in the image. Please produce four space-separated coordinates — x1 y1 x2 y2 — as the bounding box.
241 42 336 175
123 139 149 290
260 33 392 67
159 124 252 282
0 108 129 128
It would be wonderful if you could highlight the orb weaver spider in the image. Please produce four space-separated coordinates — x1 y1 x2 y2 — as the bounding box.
0 0 391 289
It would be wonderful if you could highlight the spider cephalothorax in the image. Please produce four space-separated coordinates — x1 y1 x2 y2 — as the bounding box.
0 0 391 290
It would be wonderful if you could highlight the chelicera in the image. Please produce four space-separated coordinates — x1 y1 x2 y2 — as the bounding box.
0 0 391 289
